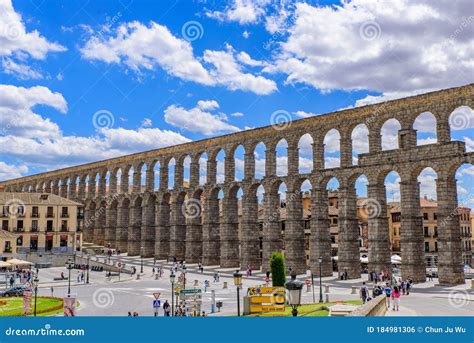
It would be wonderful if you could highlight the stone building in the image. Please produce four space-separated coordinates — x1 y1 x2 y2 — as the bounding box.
389 197 472 267
0 84 472 285
0 230 17 259
0 193 83 255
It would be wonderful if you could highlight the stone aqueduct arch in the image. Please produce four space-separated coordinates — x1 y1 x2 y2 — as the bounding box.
1 84 473 285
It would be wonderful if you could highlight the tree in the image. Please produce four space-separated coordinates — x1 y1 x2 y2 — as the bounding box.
270 251 286 287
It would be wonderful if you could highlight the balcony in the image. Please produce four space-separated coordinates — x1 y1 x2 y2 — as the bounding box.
31 213 40 218
46 213 55 218
0 213 8 218
3 248 12 253
60 213 69 218
14 227 25 232
30 227 39 232
60 227 69 232
45 228 54 233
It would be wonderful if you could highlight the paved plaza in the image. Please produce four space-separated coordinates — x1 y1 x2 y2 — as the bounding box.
21 253 473 317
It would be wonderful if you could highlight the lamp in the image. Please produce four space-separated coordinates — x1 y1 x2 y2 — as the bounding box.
233 270 242 316
285 272 304 317
170 271 175 316
32 275 39 317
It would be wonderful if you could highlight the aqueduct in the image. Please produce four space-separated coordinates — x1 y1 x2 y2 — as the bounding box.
1 84 473 285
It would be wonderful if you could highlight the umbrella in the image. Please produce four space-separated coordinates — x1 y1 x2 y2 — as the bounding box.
391 255 402 262
360 257 369 264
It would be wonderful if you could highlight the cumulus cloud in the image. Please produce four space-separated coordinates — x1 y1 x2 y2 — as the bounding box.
206 0 270 25
0 84 191 178
267 0 473 94
80 21 276 95
1 58 44 80
164 101 240 135
293 110 318 118
0 161 28 180
0 0 65 78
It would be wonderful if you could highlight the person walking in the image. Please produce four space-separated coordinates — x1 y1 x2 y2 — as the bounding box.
163 300 171 316
360 282 369 304
384 283 392 310
391 285 401 311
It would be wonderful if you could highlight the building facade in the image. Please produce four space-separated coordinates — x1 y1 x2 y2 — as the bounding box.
0 193 83 255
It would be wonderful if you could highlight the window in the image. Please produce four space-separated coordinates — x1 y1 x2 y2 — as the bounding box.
60 237 68 247
424 227 429 237
61 220 68 231
47 207 54 218
32 206 39 217
17 220 24 231
61 207 69 217
423 213 428 220
45 236 53 251
2 220 7 230
30 237 38 251
433 212 437 220
435 241 438 252
46 220 53 232
31 220 38 232
2 206 8 216
16 236 23 246
3 241 12 253
424 241 430 252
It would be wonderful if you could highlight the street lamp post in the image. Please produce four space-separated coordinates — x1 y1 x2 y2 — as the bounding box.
170 271 175 316
66 257 74 296
32 275 39 317
311 272 316 303
285 272 304 317
107 242 111 264
140 246 144 274
233 270 242 316
182 265 187 289
318 256 323 303
86 255 90 284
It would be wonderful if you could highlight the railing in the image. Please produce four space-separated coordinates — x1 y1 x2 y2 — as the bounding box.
46 213 55 218
30 228 39 232
3 248 12 253
31 213 40 218
60 227 69 232
14 227 25 232
61 213 69 218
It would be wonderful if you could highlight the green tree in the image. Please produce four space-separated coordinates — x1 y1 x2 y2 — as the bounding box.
270 251 286 287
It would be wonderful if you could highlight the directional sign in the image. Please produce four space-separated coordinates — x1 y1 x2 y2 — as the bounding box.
248 287 285 296
153 299 161 308
179 289 202 295
153 292 161 299
249 295 286 304
249 305 285 312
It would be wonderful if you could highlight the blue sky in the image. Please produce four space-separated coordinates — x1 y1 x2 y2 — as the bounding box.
0 0 473 207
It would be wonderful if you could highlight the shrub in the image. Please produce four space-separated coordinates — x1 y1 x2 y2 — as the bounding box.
270 251 286 287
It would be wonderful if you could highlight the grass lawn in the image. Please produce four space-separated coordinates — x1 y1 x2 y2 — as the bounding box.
0 297 64 317
247 300 363 317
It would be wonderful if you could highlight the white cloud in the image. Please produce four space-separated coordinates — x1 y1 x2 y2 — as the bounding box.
0 84 191 178
206 0 270 25
230 112 244 117
164 101 240 135
0 0 65 78
268 1 473 94
197 100 219 111
242 30 250 39
236 51 265 67
203 48 277 95
80 21 276 95
418 168 437 200
0 162 28 180
80 21 213 85
381 119 401 150
293 110 318 118
351 124 369 154
1 58 43 80
0 84 67 139
323 129 341 153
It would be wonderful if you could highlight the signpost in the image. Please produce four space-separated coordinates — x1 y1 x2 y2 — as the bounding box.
247 287 286 314
179 289 202 316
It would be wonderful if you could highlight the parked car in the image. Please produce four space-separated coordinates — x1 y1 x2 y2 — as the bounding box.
0 284 31 297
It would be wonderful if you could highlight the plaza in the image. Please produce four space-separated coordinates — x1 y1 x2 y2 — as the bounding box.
10 252 470 317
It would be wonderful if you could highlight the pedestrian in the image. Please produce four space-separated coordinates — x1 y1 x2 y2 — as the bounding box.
400 280 406 295
128 311 132 316
9 276 14 288
406 279 411 295
360 282 369 304
428 268 432 281
50 286 54 297
384 284 392 309
152 267 155 275
391 285 401 311
163 300 170 316
249 265 252 276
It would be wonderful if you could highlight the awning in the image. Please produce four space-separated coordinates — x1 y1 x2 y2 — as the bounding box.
6 258 34 266
0 261 12 268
